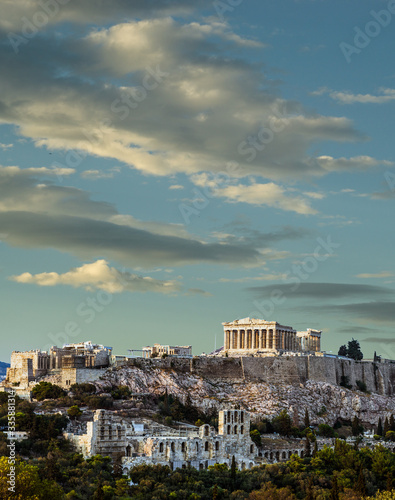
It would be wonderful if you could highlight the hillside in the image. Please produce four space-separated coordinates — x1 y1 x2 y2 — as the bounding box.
0 361 9 380
93 356 395 428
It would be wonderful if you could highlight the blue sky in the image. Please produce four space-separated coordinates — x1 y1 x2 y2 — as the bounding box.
1 0 395 361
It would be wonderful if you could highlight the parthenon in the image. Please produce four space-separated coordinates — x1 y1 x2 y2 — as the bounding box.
223 318 321 355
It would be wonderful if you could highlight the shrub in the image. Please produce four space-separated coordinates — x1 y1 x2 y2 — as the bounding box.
318 424 335 438
356 380 367 392
32 382 66 401
340 375 352 389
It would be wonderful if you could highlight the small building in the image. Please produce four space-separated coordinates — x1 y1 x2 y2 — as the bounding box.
142 344 192 358
296 329 321 352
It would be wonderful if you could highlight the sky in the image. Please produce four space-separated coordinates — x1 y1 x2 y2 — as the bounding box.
1 0 395 362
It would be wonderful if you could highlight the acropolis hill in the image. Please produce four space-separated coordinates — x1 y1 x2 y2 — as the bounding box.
2 318 395 427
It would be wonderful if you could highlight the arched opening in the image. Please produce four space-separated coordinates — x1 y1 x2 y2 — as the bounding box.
199 463 204 470
234 425 237 434
205 441 209 451
270 452 273 460
171 442 175 452
240 412 244 423
276 451 280 461
205 426 209 436
282 451 286 460
215 441 219 451
181 442 186 453
240 425 244 434
250 444 254 454
227 425 231 434
196 442 199 451
125 445 131 457
159 442 164 453
301 450 304 458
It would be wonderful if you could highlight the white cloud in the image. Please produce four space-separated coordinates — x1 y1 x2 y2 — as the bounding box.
316 155 393 172
0 143 13 150
10 260 182 294
356 271 395 279
313 87 395 104
81 169 115 179
0 17 365 182
192 174 318 214
169 184 184 190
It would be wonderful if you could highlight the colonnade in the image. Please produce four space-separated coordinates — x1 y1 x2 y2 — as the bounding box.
224 328 298 351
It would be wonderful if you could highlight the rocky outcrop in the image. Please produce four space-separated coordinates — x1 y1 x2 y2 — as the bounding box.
94 358 395 428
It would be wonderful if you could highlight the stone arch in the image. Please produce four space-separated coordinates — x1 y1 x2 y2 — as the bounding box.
125 445 131 457
215 441 219 451
181 442 186 453
240 425 244 434
250 444 254 454
234 425 237 434
205 441 209 451
227 425 231 435
204 425 209 436
171 442 175 452
199 463 204 470
276 451 280 461
196 442 199 451
249 462 254 468
241 462 246 470
159 442 164 453
282 451 286 460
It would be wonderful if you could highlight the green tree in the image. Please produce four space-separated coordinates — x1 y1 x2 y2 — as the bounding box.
385 431 395 442
0 456 62 499
230 455 237 487
338 345 348 356
32 382 66 401
352 416 364 436
250 429 261 447
378 417 384 436
304 434 311 458
272 410 292 436
384 417 390 435
390 415 395 432
338 338 363 360
347 338 363 360
318 423 335 438
304 408 310 429
67 405 82 420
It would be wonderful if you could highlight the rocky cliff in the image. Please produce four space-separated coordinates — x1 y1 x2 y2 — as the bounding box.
94 356 395 428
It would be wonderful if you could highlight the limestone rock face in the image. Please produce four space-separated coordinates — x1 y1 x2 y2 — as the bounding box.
94 359 395 427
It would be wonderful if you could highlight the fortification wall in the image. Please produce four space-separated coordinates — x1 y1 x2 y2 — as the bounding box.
124 356 395 396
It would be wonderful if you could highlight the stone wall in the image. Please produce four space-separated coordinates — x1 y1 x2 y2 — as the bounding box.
123 355 395 396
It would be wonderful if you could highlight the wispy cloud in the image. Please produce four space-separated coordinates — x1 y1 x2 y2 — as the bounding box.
356 271 394 279
313 87 395 104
